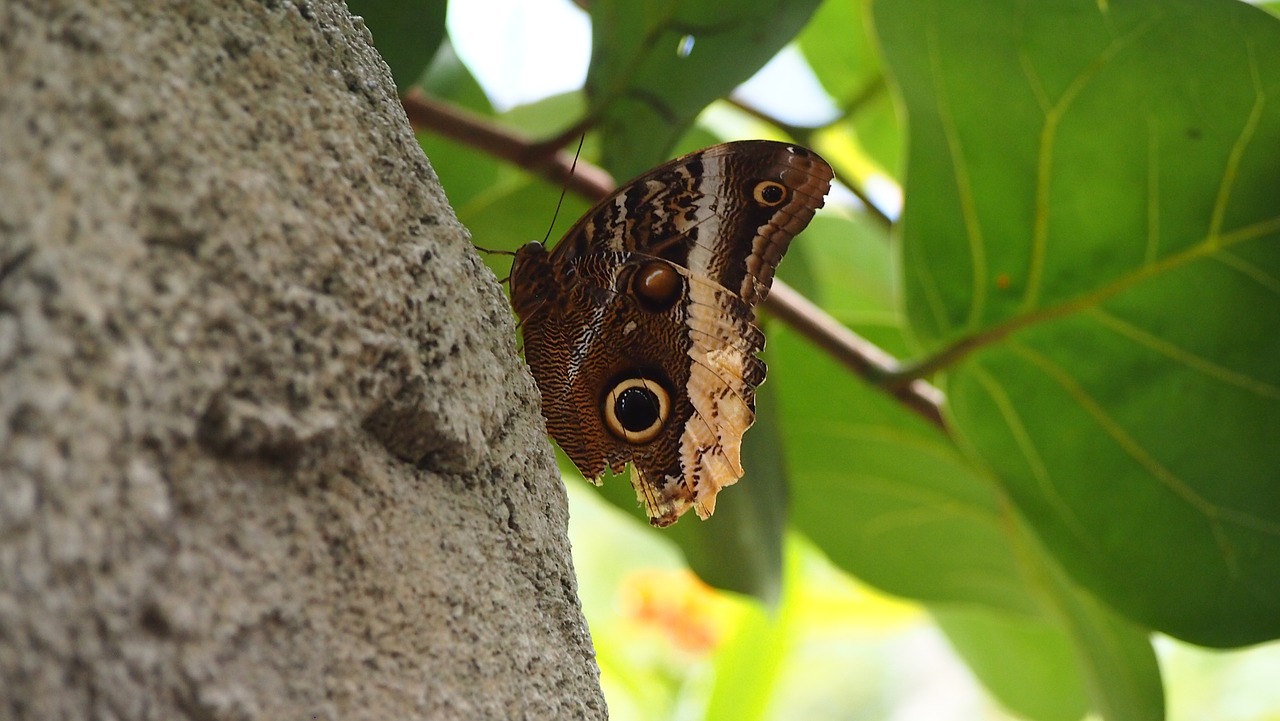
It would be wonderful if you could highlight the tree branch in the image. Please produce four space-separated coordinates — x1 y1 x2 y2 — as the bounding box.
402 89 614 198
404 91 946 431
765 283 945 428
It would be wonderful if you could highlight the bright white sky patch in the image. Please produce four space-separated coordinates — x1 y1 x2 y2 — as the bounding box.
447 0 837 127
733 45 839 127
447 0 591 111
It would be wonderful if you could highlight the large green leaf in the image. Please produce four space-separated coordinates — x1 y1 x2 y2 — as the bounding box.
795 0 878 103
1034 548 1165 721
775 208 1164 720
586 0 823 178
448 93 594 271
773 328 1031 612
416 41 501 211
776 213 1034 611
933 607 1090 721
873 0 1280 645
933 515 1164 721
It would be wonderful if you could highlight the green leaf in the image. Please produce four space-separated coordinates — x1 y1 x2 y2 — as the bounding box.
796 0 902 178
420 39 493 115
796 0 878 102
775 212 1035 611
774 322 1038 615
456 172 590 281
348 0 447 92
775 209 1164 719
1035 549 1165 721
933 606 1091 721
777 211 905 354
500 90 590 140
417 41 500 211
448 94 592 267
934 516 1163 721
874 0 1280 644
586 0 823 178
777 325 1166 720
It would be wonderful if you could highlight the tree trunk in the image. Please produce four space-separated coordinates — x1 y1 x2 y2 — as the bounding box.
0 1 606 719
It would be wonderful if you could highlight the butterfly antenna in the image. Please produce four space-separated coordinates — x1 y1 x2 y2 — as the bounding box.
542 134 587 243
474 244 517 257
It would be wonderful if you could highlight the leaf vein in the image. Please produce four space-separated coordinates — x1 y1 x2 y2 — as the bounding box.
1012 342 1280 568
1087 308 1280 400
969 363 1099 552
925 6 986 329
1208 38 1267 244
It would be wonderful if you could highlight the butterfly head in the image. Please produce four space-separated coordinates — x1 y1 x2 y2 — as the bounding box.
509 240 555 319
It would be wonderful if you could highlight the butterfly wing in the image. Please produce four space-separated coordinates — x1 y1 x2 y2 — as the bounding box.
511 141 833 526
540 140 832 305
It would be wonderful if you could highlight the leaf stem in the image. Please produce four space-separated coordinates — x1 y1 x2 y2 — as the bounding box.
402 89 615 197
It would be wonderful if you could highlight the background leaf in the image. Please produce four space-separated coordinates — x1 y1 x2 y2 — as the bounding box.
349 0 447 91
933 606 1090 721
416 41 501 210
586 0 823 178
796 0 901 179
774 189 1164 720
874 0 1280 646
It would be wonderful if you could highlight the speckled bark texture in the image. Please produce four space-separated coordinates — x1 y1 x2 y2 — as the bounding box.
0 1 605 719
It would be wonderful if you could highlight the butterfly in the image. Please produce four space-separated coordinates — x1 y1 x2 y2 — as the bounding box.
509 140 832 526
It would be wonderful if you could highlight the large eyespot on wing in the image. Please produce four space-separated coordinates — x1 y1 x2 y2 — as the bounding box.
751 179 789 207
620 291 766 526
602 373 673 445
626 260 684 313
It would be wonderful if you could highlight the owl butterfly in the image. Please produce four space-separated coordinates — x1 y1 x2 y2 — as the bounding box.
510 140 833 527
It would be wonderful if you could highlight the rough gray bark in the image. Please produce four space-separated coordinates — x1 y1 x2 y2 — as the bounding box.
0 1 606 719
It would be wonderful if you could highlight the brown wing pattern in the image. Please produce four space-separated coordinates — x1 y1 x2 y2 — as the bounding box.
510 141 833 527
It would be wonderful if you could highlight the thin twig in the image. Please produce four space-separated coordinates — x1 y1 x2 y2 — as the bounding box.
405 92 946 431
402 89 615 198
765 283 945 428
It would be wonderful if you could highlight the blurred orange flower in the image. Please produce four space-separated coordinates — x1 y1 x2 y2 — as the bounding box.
617 568 738 656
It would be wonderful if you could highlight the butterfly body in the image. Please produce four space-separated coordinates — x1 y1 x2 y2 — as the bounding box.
511 141 833 527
